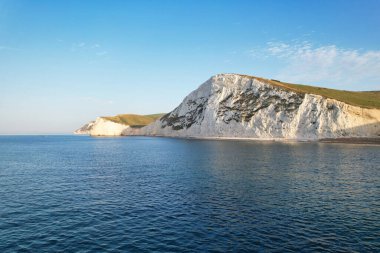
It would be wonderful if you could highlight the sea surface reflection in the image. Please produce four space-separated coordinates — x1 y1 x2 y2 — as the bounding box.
0 136 379 252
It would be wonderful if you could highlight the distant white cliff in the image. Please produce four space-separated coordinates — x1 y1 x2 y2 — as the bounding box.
74 121 95 135
75 117 130 136
74 114 163 136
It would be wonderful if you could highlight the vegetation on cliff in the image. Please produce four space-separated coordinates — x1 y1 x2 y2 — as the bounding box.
102 114 165 127
238 75 380 109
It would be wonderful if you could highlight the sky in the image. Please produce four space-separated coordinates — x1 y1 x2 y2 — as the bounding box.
1 0 380 134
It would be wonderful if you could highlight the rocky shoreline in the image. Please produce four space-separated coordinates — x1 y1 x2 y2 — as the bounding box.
94 134 380 145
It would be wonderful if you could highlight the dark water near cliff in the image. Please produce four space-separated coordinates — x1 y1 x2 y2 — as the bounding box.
0 136 379 252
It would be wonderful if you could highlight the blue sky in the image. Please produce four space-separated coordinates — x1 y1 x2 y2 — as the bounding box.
1 0 380 134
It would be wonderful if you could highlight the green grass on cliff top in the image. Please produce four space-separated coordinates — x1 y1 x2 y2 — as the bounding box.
239 75 380 109
102 113 165 126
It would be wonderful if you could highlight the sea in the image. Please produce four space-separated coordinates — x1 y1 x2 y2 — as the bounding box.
0 135 379 252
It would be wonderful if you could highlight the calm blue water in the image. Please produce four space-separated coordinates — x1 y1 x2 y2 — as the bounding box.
0 136 379 252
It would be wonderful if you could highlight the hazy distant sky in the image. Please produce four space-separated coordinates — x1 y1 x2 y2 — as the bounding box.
1 0 380 134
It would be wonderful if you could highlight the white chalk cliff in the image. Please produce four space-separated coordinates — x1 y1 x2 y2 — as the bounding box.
132 74 380 139
74 121 95 134
76 117 130 136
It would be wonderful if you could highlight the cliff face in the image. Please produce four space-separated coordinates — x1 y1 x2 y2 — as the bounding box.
75 117 130 136
74 121 95 135
74 114 164 136
136 74 380 139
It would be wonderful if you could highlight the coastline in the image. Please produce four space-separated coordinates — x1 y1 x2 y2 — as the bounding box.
72 132 380 145
126 135 380 145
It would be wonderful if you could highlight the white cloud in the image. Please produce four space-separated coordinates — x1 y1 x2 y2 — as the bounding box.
71 42 99 50
70 42 109 58
77 42 86 48
252 41 380 90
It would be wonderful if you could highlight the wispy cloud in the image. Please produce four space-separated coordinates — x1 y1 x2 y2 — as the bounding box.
71 42 88 51
96 51 107 56
70 42 109 59
251 41 380 89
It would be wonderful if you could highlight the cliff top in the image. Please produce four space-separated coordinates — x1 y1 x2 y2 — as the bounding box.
102 113 165 127
225 74 380 109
